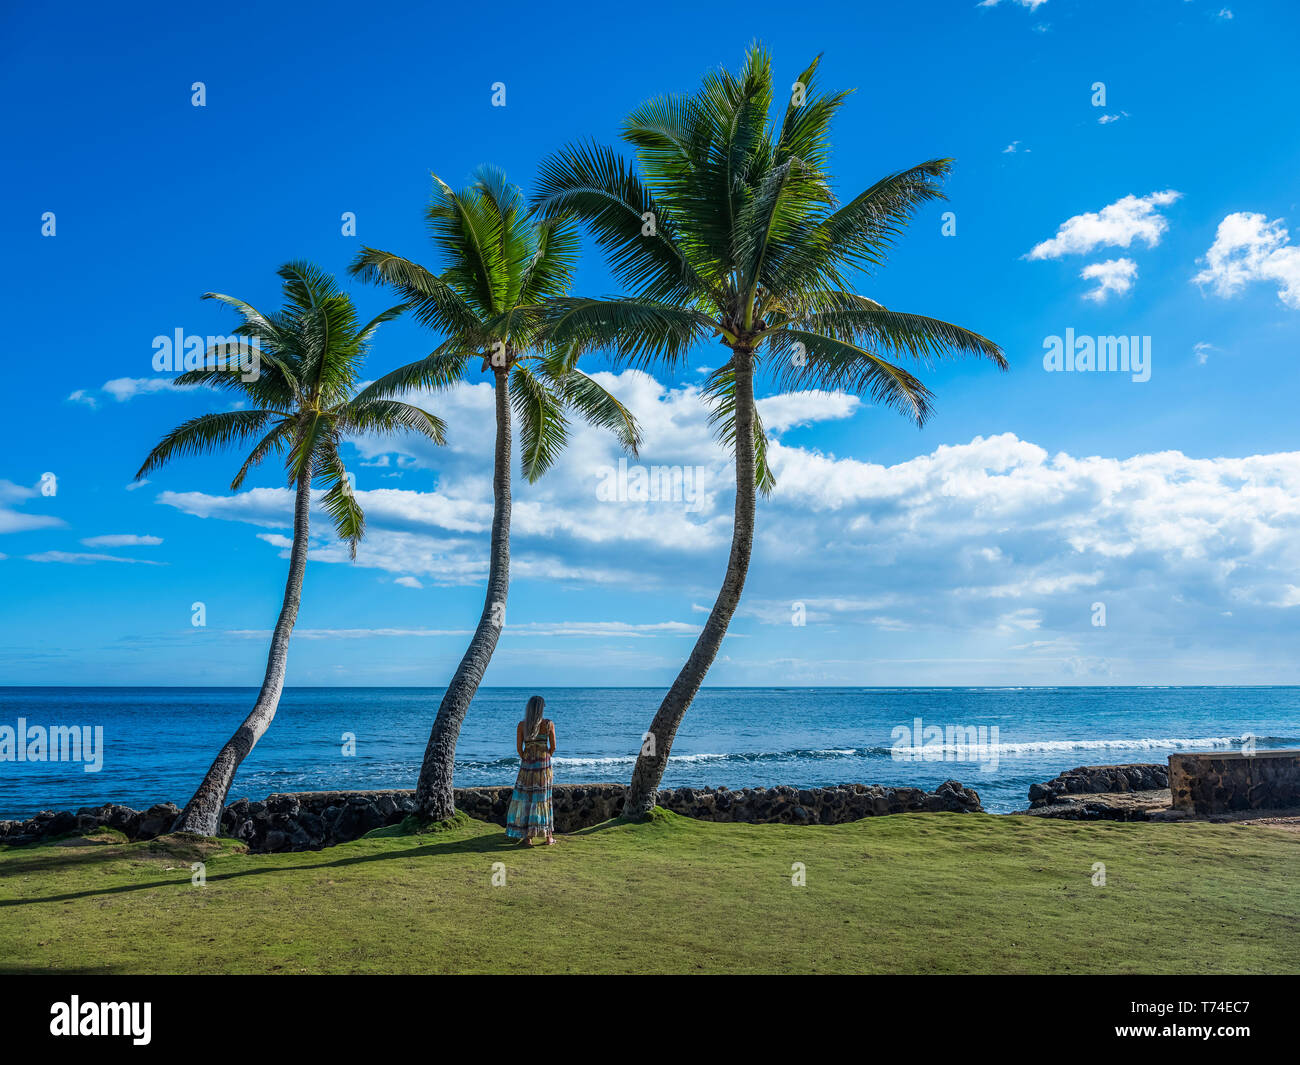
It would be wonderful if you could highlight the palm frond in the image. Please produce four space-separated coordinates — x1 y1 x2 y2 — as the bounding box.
546 364 642 455
509 362 569 482
531 141 711 304
768 159 952 296
315 447 365 559
135 409 275 480
348 248 482 338
199 292 282 346
231 417 297 490
701 363 775 495
353 342 471 403
277 260 341 313
286 411 327 484
775 54 852 173
356 302 410 347
543 297 713 371
766 330 935 425
772 303 1007 367
343 398 448 446
297 294 363 401
170 358 294 410
428 172 507 316
518 215 581 305
679 44 776 272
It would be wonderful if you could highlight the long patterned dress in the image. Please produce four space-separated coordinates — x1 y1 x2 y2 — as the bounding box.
506 720 554 839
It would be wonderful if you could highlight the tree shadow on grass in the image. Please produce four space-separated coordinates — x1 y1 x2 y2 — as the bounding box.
0 834 236 877
569 817 638 836
0 827 557 909
569 809 677 836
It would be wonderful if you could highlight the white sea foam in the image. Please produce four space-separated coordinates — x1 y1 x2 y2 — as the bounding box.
550 735 1254 767
888 735 1246 757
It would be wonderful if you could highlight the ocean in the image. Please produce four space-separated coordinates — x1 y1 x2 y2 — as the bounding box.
1 686 1296 820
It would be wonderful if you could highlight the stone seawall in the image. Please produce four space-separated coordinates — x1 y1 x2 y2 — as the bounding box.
0 780 982 852
1169 749 1300 815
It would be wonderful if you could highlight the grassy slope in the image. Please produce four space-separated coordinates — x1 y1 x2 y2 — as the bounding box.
1 811 1296 974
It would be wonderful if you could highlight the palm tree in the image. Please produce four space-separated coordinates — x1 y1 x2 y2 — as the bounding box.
531 46 1008 817
349 166 642 821
136 262 446 836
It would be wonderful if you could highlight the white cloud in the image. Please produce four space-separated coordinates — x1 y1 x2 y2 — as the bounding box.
979 0 1049 9
228 625 469 639
997 608 1042 632
101 377 189 402
1097 112 1128 125
1080 257 1138 302
0 513 51 534
737 595 897 626
1194 341 1217 365
253 529 491 586
756 391 861 433
158 487 302 529
0 482 34 503
153 371 772 583
0 480 64 535
759 433 1300 622
1193 211 1300 308
393 576 424 589
226 620 700 640
956 573 1102 599
137 374 1300 658
25 551 165 565
69 378 199 405
80 534 163 547
1026 190 1182 259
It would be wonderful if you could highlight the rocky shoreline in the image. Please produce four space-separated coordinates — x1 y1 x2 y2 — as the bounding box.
1016 763 1171 821
1026 763 1168 804
0 779 983 852
7 760 1292 850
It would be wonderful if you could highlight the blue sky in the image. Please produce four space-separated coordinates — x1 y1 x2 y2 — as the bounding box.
3 0 1299 686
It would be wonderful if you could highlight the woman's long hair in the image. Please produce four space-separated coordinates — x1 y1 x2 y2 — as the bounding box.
523 695 546 740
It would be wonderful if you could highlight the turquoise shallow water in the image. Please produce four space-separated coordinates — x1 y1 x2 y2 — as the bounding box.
1 685 1297 819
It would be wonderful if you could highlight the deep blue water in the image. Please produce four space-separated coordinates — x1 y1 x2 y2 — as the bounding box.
1 686 1297 819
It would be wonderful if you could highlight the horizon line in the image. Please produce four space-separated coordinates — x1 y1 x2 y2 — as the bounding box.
2 684 1298 691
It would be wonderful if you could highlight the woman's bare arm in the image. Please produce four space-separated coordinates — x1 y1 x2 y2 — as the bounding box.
548 719 556 755
516 721 525 760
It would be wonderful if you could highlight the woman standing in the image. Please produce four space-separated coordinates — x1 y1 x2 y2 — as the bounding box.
506 696 555 845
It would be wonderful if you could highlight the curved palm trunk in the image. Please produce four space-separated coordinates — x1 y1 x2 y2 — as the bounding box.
172 474 312 836
415 367 512 820
625 353 757 818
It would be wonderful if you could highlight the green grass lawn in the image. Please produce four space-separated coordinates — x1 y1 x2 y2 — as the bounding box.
2 810 1296 974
